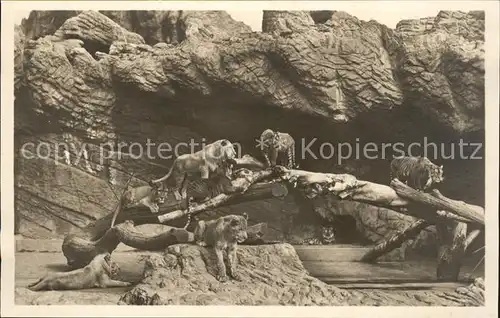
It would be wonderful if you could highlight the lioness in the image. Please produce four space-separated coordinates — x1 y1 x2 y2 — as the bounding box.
110 184 166 228
27 253 132 291
194 213 248 282
150 139 237 201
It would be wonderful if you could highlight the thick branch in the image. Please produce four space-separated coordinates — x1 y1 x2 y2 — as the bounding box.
73 177 277 242
436 220 468 281
233 154 267 170
61 221 193 268
156 170 274 223
391 179 484 225
61 168 276 268
464 229 481 250
361 219 431 263
115 221 193 251
276 167 483 225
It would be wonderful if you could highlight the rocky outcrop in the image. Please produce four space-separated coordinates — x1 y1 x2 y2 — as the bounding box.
119 243 348 305
21 10 253 45
395 10 484 133
118 244 484 306
17 10 484 132
14 25 26 91
14 10 484 254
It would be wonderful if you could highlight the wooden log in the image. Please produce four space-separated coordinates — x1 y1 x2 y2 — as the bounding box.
61 168 275 268
72 177 277 243
276 167 482 225
436 220 468 281
464 229 482 250
360 219 431 263
391 179 484 225
436 210 471 223
61 221 193 268
62 225 122 269
233 154 266 170
242 223 271 245
114 221 193 251
156 170 274 223
60 164 485 274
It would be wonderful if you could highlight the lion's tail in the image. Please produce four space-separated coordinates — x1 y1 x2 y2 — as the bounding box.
110 197 125 228
27 277 44 291
183 189 192 230
150 165 174 186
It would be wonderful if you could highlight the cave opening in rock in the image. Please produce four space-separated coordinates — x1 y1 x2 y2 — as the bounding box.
328 215 372 245
67 37 111 59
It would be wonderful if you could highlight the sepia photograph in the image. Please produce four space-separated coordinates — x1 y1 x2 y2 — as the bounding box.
1 1 498 317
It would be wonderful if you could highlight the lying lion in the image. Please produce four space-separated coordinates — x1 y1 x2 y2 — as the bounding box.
27 252 132 291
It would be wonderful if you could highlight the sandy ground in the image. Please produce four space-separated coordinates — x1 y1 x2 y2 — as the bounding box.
14 251 154 305
12 250 484 306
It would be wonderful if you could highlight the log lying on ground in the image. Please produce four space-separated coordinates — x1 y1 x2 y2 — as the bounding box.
62 219 270 269
62 165 484 273
62 221 192 269
436 220 468 281
61 167 276 268
360 219 431 263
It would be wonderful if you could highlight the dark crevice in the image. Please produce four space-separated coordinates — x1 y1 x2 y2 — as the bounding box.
309 11 336 25
330 215 373 245
75 38 110 58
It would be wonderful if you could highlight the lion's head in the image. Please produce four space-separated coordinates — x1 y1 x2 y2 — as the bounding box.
224 214 249 243
152 183 169 204
206 139 237 162
98 253 120 277
233 168 253 181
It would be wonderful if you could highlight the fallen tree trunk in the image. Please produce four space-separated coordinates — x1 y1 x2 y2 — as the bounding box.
155 170 274 223
72 176 278 242
62 221 192 269
391 179 484 225
360 219 431 263
61 168 275 268
274 167 484 280
391 181 484 281
436 220 468 281
276 167 483 226
62 165 485 277
62 219 270 269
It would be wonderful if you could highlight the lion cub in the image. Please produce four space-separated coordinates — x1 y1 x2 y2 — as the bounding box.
193 213 249 282
27 253 132 291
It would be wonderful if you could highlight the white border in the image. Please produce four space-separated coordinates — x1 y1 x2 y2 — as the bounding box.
1 1 499 317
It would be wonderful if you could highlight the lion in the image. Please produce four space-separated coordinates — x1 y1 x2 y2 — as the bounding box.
182 167 256 230
193 213 249 282
149 139 237 201
27 253 132 291
110 184 166 228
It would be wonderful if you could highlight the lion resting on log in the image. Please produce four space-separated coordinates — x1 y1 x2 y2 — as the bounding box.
27 253 132 291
